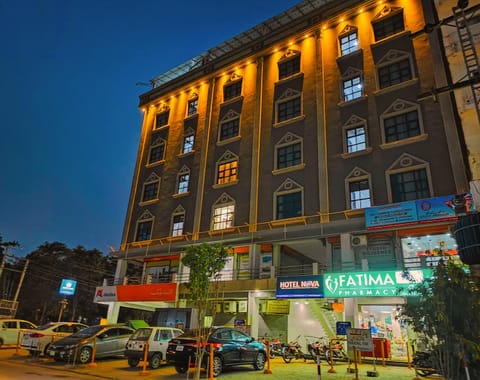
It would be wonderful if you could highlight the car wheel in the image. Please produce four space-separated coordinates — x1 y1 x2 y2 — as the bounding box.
212 356 223 377
128 357 140 367
78 346 92 364
149 353 162 369
253 352 266 370
175 364 188 374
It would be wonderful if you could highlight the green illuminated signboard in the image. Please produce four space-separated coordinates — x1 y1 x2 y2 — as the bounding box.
323 269 431 298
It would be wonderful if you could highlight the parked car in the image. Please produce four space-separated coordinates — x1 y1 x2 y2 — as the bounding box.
47 324 134 364
125 326 183 369
20 321 88 355
166 327 267 377
0 319 37 347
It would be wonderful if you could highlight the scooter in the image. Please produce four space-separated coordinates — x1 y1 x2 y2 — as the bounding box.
412 351 441 377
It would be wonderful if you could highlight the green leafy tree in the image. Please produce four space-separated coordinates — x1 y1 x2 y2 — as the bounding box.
401 258 480 380
181 243 228 379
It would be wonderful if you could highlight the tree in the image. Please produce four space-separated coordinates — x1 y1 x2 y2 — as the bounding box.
181 242 228 380
401 258 480 380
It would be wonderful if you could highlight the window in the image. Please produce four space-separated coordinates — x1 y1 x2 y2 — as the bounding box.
135 211 154 242
380 99 423 145
372 7 404 41
390 169 430 202
171 206 185 237
349 179 371 209
346 127 367 153
182 131 195 154
275 133 303 170
384 110 420 142
386 153 431 203
217 161 238 185
218 110 240 142
275 89 303 124
278 53 301 80
274 178 303 219
343 76 362 101
378 58 412 89
176 166 190 194
340 30 358 56
155 109 169 129
187 94 198 117
148 137 166 165
211 193 235 230
141 173 160 202
224 79 242 101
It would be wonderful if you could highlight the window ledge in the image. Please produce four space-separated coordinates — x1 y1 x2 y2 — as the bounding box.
146 160 165 168
270 217 306 228
276 71 304 85
272 163 306 175
380 133 428 150
208 227 237 236
139 199 159 206
344 209 366 219
217 135 241 146
338 95 368 108
341 147 373 159
221 95 244 106
172 192 190 198
213 180 239 189
273 114 306 128
166 235 189 242
184 113 198 121
336 48 363 62
374 78 418 96
153 124 169 131
371 30 411 48
178 150 195 158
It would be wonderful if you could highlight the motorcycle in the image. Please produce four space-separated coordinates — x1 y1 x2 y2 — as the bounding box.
412 351 441 377
323 339 349 364
259 337 284 359
282 336 323 363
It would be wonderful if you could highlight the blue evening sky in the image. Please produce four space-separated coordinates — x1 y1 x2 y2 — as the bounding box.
0 0 300 256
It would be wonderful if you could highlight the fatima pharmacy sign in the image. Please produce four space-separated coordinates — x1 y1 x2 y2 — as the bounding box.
323 269 431 298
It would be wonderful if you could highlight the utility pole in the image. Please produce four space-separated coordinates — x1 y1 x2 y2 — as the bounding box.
12 259 29 317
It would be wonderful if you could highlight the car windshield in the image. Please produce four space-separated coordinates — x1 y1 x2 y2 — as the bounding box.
36 322 57 330
71 325 104 338
131 328 152 339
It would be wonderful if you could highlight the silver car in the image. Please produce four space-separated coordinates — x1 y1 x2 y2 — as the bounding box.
47 324 134 364
0 319 37 347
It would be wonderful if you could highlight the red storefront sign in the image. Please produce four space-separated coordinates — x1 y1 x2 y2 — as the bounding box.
116 283 177 302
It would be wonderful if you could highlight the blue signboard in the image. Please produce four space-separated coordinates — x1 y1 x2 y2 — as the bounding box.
276 275 324 298
59 279 77 296
416 195 458 222
336 321 352 335
365 201 417 229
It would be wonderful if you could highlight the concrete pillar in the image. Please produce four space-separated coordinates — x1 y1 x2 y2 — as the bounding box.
114 259 128 285
106 302 121 324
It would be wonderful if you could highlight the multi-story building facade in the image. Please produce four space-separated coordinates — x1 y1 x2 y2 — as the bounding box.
96 0 477 360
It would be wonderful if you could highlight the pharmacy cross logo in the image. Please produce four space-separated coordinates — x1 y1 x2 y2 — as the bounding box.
324 275 338 294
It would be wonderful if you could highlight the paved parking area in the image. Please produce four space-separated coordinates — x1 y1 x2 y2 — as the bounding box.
0 347 429 379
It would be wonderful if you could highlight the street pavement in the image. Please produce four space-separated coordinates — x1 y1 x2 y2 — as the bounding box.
0 346 440 380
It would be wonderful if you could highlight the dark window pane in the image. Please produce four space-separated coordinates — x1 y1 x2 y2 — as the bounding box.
155 112 169 128
142 182 159 201
219 118 240 141
384 110 420 142
373 11 405 41
390 169 430 202
277 142 301 169
279 56 300 79
276 191 302 219
136 221 152 241
149 144 165 164
277 97 301 122
224 80 242 101
378 58 412 88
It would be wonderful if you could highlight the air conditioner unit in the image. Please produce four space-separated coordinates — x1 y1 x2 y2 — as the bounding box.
223 301 237 313
351 235 368 247
237 300 247 313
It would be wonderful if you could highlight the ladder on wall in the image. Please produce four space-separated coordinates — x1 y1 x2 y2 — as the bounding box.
452 5 480 122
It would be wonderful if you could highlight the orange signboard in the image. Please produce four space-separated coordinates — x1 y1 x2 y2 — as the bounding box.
116 283 177 302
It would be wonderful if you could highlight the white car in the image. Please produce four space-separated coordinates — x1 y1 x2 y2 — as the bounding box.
0 319 37 347
125 327 184 369
21 321 88 355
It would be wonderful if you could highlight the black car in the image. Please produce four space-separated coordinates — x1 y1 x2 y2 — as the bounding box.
166 327 267 377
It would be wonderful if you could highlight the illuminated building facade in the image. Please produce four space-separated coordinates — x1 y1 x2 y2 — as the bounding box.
100 0 478 356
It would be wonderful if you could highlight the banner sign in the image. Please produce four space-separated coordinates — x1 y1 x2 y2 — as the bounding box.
347 328 373 352
365 195 470 229
276 275 324 298
93 286 118 302
116 283 177 302
323 269 431 298
59 279 77 296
